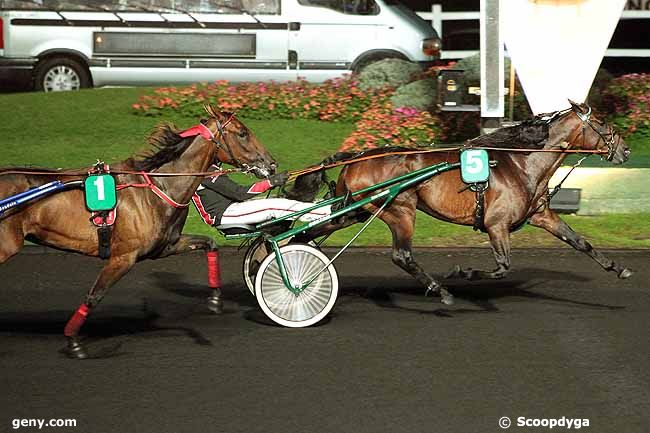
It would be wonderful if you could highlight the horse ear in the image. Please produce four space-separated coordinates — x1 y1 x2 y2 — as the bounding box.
568 99 581 112
568 99 589 114
204 104 218 119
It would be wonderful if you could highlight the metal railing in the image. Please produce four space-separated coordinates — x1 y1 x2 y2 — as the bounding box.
418 5 650 60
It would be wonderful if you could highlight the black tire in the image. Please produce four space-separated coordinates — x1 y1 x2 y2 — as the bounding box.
352 51 408 74
34 57 91 92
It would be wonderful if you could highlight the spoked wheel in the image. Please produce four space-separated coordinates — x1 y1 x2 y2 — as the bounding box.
254 244 338 328
243 237 316 296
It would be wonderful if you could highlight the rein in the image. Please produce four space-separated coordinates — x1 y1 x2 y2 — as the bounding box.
286 146 608 181
0 168 240 177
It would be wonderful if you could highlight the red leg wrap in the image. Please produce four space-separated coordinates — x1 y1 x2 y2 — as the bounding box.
207 251 221 289
64 304 89 337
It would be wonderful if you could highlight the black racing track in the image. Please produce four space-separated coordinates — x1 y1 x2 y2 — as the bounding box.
1 247 648 433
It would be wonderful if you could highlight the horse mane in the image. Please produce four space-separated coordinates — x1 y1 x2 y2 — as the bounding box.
466 112 564 149
126 122 195 171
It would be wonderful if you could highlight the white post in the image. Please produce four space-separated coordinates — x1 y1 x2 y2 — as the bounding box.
431 4 443 38
480 0 504 133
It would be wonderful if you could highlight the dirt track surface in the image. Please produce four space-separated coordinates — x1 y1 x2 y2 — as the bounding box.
1 247 649 433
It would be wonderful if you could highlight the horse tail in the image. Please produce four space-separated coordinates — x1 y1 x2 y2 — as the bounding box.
283 152 357 202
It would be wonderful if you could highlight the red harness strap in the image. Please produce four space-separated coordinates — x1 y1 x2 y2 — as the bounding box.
179 123 215 140
117 172 189 209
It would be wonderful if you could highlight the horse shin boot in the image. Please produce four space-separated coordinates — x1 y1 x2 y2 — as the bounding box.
63 303 90 359
206 251 223 314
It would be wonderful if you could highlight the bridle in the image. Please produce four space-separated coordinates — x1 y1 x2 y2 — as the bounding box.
179 111 248 171
574 105 620 161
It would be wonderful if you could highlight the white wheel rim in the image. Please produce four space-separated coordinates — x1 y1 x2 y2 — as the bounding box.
43 66 80 92
243 239 315 296
255 244 338 327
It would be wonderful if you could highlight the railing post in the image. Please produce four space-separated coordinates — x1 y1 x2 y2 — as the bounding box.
431 4 443 36
480 0 504 133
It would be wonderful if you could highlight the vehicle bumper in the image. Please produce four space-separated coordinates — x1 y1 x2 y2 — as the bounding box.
0 58 36 89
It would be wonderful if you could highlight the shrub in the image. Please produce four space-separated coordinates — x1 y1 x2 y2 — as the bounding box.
357 58 422 90
603 73 650 139
389 79 438 111
588 67 613 112
452 53 512 85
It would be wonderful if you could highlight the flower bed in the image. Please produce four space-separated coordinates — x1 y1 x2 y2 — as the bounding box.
340 106 443 152
132 77 392 123
133 76 445 152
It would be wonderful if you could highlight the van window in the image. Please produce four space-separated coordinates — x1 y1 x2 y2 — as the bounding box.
0 0 280 14
297 0 379 15
129 0 280 14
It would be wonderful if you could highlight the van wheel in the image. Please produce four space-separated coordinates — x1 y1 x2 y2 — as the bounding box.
352 51 407 74
34 57 91 92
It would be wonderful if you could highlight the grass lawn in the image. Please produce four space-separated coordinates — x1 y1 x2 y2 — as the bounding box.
0 87 648 249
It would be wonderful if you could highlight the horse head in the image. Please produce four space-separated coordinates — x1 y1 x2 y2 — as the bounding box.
203 106 277 177
566 100 630 165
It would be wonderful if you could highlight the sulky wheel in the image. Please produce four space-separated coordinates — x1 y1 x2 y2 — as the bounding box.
243 238 316 296
254 243 338 328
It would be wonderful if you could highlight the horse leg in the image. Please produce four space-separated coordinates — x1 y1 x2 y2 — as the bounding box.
63 252 137 359
529 208 632 279
383 210 454 305
446 223 512 280
156 234 223 313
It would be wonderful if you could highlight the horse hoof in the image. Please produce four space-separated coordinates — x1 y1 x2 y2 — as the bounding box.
445 265 463 279
440 293 455 306
64 338 88 360
207 296 224 314
618 268 633 279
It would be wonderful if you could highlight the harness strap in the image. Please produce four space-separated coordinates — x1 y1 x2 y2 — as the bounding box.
179 123 215 140
472 183 487 232
116 172 190 209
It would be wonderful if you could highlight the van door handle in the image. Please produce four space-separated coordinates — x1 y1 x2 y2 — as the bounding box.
289 22 301 31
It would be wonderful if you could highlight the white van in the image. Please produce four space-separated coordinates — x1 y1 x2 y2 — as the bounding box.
0 0 440 91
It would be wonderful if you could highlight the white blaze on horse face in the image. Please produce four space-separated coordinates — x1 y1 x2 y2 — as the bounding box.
501 0 626 114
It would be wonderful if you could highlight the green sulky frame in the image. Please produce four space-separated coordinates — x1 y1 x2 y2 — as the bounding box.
224 161 461 294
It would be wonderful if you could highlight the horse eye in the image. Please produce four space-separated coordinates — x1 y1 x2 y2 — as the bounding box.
238 130 248 139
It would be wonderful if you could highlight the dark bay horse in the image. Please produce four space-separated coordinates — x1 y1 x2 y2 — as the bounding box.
0 107 276 358
287 102 632 304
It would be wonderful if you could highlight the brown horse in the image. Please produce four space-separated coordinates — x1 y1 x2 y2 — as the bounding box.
0 107 276 358
287 101 632 305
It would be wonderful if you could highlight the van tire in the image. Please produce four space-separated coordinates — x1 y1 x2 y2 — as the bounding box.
352 51 409 74
34 57 91 92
